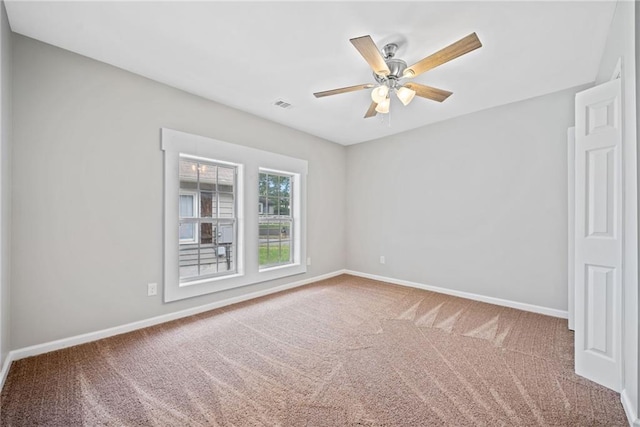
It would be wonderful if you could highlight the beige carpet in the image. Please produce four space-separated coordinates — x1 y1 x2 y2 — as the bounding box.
0 274 627 426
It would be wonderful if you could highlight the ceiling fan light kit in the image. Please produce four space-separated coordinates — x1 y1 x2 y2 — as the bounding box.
375 97 390 114
313 32 482 119
371 85 389 103
396 86 416 106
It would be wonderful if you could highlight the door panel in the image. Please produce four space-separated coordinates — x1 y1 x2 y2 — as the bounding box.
584 264 614 357
586 146 615 238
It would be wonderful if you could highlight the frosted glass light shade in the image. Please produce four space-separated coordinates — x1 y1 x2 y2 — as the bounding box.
375 97 390 114
396 86 416 106
371 85 389 103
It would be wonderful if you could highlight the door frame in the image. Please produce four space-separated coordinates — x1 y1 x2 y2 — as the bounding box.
568 127 575 331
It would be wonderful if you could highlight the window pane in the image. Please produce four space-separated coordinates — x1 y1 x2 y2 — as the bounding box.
179 241 199 279
259 173 268 196
258 220 291 267
179 159 198 191
275 198 281 216
260 197 290 217
200 192 213 217
219 194 234 218
265 197 275 215
266 223 281 242
280 222 291 237
199 164 216 192
198 241 216 276
279 176 291 198
267 174 279 196
278 197 290 216
218 166 235 193
258 223 268 240
179 195 194 218
200 222 214 245
217 244 235 273
259 242 269 266
179 222 195 241
279 240 292 263
267 244 281 265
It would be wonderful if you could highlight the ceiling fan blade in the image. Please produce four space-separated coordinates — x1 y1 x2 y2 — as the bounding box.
404 83 453 102
404 32 482 78
364 102 378 118
313 83 374 98
350 35 390 77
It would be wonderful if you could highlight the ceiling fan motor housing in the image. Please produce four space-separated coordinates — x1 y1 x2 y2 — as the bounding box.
374 61 407 88
373 43 407 88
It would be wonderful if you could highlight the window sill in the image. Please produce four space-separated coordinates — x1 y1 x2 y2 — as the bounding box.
179 273 244 288
259 262 300 273
167 262 305 302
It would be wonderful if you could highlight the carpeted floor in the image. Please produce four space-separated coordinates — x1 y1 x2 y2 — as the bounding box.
0 274 627 426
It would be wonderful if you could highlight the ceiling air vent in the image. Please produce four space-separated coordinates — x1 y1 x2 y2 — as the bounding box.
273 99 293 109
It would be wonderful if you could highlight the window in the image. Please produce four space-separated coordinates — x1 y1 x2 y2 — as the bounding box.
179 157 237 281
162 128 307 302
259 171 293 269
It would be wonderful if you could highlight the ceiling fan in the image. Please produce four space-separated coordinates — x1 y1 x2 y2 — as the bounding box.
313 33 482 118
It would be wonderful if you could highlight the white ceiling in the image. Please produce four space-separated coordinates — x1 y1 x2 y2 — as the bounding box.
5 1 616 145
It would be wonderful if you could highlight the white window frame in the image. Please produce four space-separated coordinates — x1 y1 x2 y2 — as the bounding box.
258 169 297 271
162 128 307 302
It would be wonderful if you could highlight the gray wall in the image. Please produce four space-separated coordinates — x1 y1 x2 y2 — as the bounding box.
0 2 11 367
10 34 347 349
595 0 638 416
346 86 580 311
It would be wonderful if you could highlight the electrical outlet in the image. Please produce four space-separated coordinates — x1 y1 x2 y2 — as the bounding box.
147 283 157 296
307 257 312 266
380 256 385 264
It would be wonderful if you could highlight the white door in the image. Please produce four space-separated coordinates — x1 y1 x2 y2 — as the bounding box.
574 78 622 392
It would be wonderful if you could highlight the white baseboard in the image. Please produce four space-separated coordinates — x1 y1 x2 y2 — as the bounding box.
345 270 569 319
0 269 347 392
622 389 640 427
